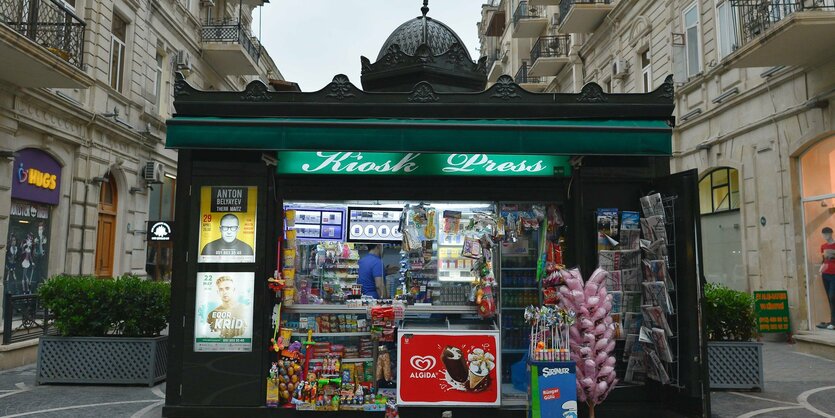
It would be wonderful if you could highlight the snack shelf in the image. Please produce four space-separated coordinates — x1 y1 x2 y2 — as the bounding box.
404 305 478 314
500 267 537 271
284 305 369 313
291 331 371 337
308 357 374 364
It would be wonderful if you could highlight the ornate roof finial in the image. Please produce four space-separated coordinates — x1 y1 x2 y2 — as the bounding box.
421 0 429 17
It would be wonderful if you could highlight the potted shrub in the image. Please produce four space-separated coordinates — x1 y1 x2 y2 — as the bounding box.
704 282 763 390
36 275 170 386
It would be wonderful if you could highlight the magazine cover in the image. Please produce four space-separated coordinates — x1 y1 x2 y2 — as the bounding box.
620 268 642 292
645 350 670 384
607 270 623 292
624 353 647 383
598 250 641 271
641 305 672 336
198 186 257 263
640 216 668 243
639 193 664 219
623 292 643 313
642 281 673 314
610 291 624 314
624 312 643 335
619 229 641 250
621 211 640 230
651 327 674 362
194 272 255 352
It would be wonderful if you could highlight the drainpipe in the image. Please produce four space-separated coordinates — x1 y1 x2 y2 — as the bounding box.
79 114 97 276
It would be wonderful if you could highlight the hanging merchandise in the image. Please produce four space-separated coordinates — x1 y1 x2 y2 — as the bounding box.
370 305 397 342
376 345 395 388
558 268 618 418
443 210 462 234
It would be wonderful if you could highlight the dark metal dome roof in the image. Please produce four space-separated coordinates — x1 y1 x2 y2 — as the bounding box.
376 17 473 62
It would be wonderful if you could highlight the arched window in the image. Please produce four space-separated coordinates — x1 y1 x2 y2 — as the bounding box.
699 167 740 215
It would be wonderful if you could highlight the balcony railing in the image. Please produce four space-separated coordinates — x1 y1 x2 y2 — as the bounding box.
201 20 261 64
515 62 543 84
731 0 835 45
531 35 571 62
0 0 85 70
558 0 613 26
514 1 545 25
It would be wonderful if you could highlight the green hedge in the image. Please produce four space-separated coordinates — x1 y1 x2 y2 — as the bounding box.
704 282 756 342
39 275 170 337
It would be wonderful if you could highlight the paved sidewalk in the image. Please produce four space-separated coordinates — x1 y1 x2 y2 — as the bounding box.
0 341 832 417
0 365 163 418
711 341 835 418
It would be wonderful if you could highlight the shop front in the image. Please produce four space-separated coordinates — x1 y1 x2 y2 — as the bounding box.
4 148 61 296
163 6 709 417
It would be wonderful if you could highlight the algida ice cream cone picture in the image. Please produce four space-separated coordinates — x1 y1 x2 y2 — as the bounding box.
441 346 496 393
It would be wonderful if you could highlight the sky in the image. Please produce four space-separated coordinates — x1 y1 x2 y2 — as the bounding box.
254 1 485 92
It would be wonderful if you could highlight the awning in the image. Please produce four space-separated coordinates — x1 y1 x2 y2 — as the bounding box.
165 118 672 156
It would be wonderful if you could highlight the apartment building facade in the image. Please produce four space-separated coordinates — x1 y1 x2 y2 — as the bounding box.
0 0 284 308
479 0 835 331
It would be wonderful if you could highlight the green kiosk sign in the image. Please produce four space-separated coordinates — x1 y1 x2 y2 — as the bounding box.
753 290 790 333
275 152 571 177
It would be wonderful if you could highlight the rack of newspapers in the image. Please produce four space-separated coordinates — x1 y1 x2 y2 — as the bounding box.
595 192 680 388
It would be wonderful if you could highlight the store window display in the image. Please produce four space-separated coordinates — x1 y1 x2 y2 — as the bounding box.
818 227 835 330
800 135 835 330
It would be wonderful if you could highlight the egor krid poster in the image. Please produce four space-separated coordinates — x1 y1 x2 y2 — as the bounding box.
198 186 257 263
193 272 254 352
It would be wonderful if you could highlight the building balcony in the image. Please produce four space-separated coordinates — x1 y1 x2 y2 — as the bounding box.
483 0 507 37
530 0 560 5
728 0 835 68
0 0 92 88
201 20 262 76
558 0 615 33
512 1 548 38
528 35 570 76
515 62 547 92
487 49 506 82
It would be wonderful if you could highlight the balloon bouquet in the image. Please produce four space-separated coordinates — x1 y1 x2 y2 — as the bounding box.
557 268 618 418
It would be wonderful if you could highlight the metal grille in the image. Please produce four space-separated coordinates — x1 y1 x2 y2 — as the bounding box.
708 341 764 390
531 35 571 63
731 0 835 45
514 61 542 84
559 0 613 27
201 21 261 64
513 1 544 25
37 336 167 386
0 0 85 69
2 293 56 345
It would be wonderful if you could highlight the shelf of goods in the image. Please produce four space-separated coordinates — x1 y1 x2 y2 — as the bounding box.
291 331 371 337
284 304 478 315
308 357 374 364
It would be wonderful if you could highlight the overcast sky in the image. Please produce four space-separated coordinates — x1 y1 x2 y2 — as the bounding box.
254 1 485 92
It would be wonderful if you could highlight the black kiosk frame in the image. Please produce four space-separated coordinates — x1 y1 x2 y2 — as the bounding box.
162 72 710 418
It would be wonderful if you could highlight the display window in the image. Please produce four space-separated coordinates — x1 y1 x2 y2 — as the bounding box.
4 200 51 295
800 136 835 329
274 200 565 409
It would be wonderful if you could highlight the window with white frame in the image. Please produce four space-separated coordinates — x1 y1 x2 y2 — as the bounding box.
640 49 651 93
109 14 127 91
715 0 738 59
154 51 164 102
683 3 702 77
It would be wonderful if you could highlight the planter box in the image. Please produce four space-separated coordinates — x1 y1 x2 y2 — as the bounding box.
36 335 167 386
707 341 763 391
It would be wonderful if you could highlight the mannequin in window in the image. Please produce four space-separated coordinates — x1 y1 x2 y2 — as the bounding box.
818 227 835 330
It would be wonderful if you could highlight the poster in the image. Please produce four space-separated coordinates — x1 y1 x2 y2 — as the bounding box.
194 272 254 352
4 200 51 295
198 186 257 263
529 362 577 418
397 331 500 406
754 290 790 333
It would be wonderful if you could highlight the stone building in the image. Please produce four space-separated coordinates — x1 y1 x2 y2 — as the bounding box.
478 0 835 337
0 0 286 310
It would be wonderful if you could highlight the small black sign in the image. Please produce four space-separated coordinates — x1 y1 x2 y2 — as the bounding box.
148 221 174 242
211 187 248 212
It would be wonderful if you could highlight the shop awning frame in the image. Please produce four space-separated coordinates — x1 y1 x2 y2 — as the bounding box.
166 117 672 156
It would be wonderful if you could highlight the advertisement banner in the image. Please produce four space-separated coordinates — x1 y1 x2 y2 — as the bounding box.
198 186 257 263
193 272 254 352
529 362 577 418
4 200 51 295
397 331 500 406
753 290 790 333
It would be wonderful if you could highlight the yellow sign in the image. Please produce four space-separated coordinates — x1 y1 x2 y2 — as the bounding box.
198 186 257 263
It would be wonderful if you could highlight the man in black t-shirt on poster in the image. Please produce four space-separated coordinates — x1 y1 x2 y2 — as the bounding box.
201 214 254 257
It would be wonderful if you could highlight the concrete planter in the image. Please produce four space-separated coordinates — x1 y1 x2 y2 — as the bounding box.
707 340 763 391
36 335 167 386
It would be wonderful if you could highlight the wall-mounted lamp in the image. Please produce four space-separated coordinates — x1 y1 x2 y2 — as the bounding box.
0 150 15 161
100 107 119 118
90 176 109 184
712 87 739 104
680 108 702 122
129 186 144 194
164 172 177 180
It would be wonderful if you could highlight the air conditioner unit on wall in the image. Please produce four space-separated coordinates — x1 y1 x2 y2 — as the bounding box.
612 59 628 79
175 50 191 72
143 161 164 184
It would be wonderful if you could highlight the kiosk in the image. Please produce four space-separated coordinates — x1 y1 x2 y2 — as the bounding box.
163 5 710 418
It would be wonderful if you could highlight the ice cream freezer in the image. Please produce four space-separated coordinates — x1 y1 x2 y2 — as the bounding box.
396 319 501 407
